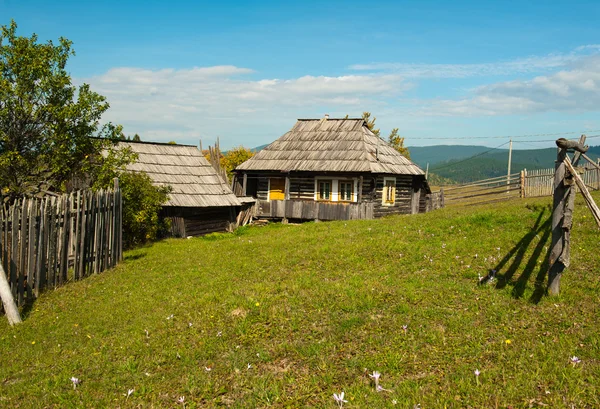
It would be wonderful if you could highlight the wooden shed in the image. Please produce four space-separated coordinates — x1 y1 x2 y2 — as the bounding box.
232 117 438 221
119 141 245 237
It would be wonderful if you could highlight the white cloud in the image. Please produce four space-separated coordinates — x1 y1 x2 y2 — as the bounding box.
80 66 407 144
419 55 600 116
349 45 600 78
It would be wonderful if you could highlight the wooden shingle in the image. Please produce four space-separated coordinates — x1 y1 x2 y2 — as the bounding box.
118 142 241 208
236 118 424 175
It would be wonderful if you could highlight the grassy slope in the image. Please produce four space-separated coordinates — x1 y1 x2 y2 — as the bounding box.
1 194 600 408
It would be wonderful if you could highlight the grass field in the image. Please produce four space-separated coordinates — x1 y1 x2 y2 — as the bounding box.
1 193 599 408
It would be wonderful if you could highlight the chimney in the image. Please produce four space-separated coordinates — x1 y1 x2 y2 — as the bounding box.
324 114 329 120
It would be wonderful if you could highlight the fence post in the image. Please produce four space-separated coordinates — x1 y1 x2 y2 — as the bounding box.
520 169 526 198
0 259 22 325
547 136 586 296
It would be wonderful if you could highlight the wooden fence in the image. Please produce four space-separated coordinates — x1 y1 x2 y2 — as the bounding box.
441 173 522 206
439 160 600 205
523 161 600 198
1 187 122 308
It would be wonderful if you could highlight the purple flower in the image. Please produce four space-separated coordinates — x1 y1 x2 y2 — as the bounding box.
369 371 381 386
333 392 348 408
571 356 581 364
70 377 80 389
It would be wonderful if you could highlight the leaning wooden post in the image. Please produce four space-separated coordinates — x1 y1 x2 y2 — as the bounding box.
0 258 22 325
547 137 588 295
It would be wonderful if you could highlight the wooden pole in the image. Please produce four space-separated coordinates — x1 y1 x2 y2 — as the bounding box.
547 135 586 296
507 139 513 190
0 258 22 325
547 147 570 296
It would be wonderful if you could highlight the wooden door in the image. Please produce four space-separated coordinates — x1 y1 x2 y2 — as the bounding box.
269 178 285 201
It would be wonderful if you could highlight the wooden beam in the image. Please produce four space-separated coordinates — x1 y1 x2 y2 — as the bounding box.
358 176 363 202
284 176 290 201
242 173 248 196
564 156 600 228
581 153 600 170
556 138 588 153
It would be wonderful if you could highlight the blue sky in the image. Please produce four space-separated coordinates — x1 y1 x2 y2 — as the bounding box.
2 0 600 149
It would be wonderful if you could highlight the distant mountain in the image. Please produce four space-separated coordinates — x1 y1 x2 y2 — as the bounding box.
251 142 599 184
251 143 269 152
409 144 600 184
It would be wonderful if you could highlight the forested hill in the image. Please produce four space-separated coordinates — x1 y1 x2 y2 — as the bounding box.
409 145 600 183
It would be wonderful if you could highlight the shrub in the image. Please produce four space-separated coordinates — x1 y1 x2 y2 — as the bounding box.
118 172 171 248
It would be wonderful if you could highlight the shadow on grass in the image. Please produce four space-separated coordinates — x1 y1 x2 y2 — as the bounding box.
479 206 553 303
123 252 146 262
19 296 37 320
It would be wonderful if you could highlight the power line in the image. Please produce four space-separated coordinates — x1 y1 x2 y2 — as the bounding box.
407 129 600 141
509 134 600 144
429 141 510 172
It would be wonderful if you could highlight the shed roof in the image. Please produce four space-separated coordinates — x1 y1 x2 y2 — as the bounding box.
118 141 241 208
236 118 424 175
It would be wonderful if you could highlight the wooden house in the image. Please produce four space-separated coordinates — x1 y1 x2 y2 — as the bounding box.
119 141 246 237
232 117 438 221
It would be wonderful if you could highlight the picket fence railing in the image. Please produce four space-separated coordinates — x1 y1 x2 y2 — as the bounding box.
439 160 600 206
0 186 122 308
523 161 600 197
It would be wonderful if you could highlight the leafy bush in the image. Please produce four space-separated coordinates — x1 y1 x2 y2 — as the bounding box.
118 172 171 248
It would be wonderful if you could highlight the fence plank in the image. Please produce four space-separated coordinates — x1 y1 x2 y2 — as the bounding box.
18 199 28 306
1 187 122 311
10 202 18 299
27 199 36 300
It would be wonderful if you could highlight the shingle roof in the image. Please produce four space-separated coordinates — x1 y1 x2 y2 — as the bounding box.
236 118 424 175
118 142 241 208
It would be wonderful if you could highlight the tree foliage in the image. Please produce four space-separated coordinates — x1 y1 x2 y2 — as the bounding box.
0 20 121 201
221 146 254 180
118 172 171 248
1 21 170 248
361 112 411 159
90 150 171 248
204 146 254 182
387 127 411 159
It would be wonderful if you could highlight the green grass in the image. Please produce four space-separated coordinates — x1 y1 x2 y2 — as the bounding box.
2 193 600 408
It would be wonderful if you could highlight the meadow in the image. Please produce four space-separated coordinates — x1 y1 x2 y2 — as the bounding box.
1 193 599 408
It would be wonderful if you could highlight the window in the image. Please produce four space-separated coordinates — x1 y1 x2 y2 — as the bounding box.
383 178 396 205
317 180 332 201
339 181 353 202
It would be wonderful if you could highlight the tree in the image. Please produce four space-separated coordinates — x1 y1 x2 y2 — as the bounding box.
361 112 380 137
90 148 171 248
118 172 171 248
387 128 411 160
221 146 254 181
0 20 121 201
361 112 411 159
